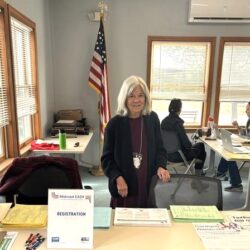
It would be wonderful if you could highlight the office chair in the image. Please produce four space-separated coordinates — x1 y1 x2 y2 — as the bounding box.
161 130 196 174
0 155 83 204
148 174 223 210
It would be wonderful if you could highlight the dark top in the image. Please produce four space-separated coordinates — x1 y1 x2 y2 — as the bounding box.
101 111 167 199
161 112 192 155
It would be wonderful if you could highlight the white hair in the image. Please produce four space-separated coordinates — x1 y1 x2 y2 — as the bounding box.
116 75 151 116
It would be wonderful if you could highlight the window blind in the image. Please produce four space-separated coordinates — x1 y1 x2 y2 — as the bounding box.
150 41 210 101
11 17 37 118
0 10 9 128
220 42 250 102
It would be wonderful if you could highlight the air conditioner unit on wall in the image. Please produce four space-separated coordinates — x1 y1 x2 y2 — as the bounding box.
188 0 250 23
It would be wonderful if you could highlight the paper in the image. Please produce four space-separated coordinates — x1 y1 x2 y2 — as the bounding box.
170 205 224 222
47 189 94 249
1 205 47 228
0 231 18 250
114 208 171 227
0 203 12 222
194 222 250 250
94 207 112 229
226 211 250 230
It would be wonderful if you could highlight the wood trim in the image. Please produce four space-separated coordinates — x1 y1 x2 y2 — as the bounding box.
0 158 14 177
0 1 19 158
146 36 153 90
31 28 42 139
203 37 216 126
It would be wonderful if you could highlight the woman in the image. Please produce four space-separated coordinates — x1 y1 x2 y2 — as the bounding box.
101 75 170 208
161 98 206 175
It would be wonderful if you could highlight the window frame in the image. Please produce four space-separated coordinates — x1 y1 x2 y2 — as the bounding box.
0 0 18 162
0 2 41 169
8 5 41 150
147 36 215 129
214 37 250 127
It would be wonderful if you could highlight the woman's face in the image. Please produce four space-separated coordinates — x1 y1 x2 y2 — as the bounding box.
126 85 145 118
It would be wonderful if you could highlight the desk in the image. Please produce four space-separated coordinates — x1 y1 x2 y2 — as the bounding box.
32 132 93 154
200 137 250 211
31 132 94 167
1 206 250 250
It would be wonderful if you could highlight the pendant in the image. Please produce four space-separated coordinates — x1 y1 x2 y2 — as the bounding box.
133 153 142 169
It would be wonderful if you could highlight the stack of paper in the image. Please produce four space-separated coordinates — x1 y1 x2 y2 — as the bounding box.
94 207 112 229
114 208 171 227
1 204 47 228
170 205 224 223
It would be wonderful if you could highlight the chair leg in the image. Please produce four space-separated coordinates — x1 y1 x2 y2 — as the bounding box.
183 159 196 174
238 161 246 172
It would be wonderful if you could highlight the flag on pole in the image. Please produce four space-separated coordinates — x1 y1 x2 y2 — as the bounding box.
88 17 111 139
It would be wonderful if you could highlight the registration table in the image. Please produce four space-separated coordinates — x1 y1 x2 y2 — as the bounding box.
200 136 250 210
3 224 204 250
1 203 250 250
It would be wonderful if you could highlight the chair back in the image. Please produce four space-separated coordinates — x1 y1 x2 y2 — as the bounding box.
161 130 181 154
17 165 72 204
0 155 83 205
148 174 223 210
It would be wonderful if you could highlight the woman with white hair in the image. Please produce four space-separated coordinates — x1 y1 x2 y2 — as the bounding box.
101 75 170 208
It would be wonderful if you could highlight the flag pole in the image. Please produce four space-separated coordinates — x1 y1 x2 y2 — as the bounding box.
89 1 109 176
90 101 104 176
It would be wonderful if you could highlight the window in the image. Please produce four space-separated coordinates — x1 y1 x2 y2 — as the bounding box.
0 2 41 165
8 6 41 149
147 37 215 127
215 38 250 127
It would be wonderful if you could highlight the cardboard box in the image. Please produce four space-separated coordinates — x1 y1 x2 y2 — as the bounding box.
57 109 83 121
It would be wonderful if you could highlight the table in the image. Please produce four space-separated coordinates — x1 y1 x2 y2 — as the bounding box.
1 204 250 250
31 132 94 167
32 132 93 154
200 137 250 211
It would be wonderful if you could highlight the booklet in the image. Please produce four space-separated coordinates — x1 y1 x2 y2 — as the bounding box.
114 208 171 227
170 205 224 223
94 207 112 229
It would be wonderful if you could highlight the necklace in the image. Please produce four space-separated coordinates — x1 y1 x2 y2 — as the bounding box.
133 116 143 169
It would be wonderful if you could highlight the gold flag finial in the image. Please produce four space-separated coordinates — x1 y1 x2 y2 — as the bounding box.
98 1 108 19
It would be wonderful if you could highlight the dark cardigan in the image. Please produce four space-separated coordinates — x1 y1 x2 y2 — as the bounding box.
101 111 167 198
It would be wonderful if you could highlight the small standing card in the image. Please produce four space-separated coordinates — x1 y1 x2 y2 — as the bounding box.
47 189 94 249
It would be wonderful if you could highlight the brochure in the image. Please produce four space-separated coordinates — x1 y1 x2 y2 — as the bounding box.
114 208 171 227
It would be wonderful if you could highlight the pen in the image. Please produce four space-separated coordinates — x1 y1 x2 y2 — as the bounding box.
26 237 45 250
25 233 33 245
31 237 45 250
25 233 39 247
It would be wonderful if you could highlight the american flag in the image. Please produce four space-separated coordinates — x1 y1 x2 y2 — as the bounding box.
88 17 111 139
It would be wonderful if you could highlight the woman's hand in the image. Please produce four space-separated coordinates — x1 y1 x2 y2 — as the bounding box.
157 167 170 183
116 176 128 197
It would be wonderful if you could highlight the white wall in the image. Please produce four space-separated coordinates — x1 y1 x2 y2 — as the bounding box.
5 0 250 167
5 0 54 137
49 0 250 166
